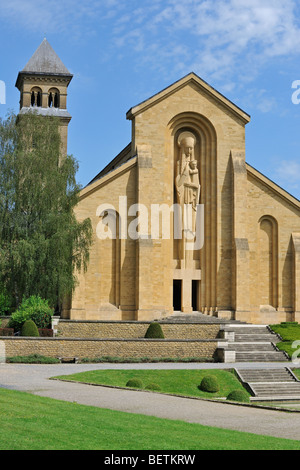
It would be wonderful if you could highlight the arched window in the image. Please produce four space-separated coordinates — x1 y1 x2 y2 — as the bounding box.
30 87 42 107
48 88 60 108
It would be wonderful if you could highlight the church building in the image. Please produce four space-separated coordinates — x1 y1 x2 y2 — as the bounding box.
16 40 300 325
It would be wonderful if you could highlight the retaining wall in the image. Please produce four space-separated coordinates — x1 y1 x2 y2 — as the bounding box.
55 320 221 340
0 336 222 360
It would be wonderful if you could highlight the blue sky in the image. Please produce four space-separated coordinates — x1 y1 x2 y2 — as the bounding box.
1 0 300 199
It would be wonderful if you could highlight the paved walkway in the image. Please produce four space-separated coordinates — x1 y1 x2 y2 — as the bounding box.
1 362 300 442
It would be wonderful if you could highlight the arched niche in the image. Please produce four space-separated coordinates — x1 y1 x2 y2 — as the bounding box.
167 112 217 313
258 215 278 309
97 208 121 309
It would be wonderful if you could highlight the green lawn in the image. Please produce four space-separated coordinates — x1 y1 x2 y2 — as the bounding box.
270 323 300 359
53 369 249 399
0 387 300 450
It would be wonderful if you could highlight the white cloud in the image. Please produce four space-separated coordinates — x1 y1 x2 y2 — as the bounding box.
273 159 300 190
2 0 300 88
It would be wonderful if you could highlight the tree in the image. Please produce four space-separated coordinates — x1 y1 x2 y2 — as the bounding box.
0 111 93 311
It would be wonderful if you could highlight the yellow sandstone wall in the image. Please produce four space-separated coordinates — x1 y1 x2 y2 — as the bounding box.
67 74 300 324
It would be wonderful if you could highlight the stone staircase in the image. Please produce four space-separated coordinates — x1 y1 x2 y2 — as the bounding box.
222 324 288 362
235 368 300 401
159 312 246 324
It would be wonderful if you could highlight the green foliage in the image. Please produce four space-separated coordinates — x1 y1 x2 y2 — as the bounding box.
227 390 250 403
144 322 165 339
199 375 220 393
21 319 39 337
22 296 53 328
126 378 144 389
8 308 31 331
0 112 93 311
145 383 161 391
7 354 59 364
0 289 13 316
8 295 53 330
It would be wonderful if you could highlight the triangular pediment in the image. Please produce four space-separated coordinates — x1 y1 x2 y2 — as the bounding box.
126 72 250 125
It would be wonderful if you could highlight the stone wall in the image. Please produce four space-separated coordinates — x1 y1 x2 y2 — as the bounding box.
0 336 220 360
56 320 221 340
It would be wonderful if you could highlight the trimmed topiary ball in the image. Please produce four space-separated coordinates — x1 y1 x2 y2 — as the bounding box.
126 378 143 389
144 322 164 339
227 390 250 403
21 319 39 337
145 383 161 391
199 375 220 393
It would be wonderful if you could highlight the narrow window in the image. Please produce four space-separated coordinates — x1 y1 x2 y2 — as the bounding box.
48 92 53 108
54 92 59 108
36 91 41 107
30 87 42 107
48 88 60 109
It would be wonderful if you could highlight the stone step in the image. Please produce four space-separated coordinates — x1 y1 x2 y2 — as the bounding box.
235 351 288 362
159 313 247 324
227 343 276 351
224 326 270 333
252 383 300 391
237 368 296 382
234 334 279 342
236 368 300 400
251 386 300 397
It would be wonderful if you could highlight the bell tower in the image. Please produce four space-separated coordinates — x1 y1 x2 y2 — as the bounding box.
15 38 73 155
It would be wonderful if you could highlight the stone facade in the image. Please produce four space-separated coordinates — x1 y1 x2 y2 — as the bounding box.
15 43 300 325
65 72 300 325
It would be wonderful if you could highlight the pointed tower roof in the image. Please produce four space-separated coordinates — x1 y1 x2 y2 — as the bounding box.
22 38 71 75
16 39 73 89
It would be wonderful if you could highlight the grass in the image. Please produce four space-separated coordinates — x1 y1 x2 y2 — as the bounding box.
293 369 300 380
53 369 249 400
0 387 300 450
270 322 300 359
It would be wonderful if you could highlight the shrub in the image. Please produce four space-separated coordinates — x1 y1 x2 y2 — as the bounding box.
199 375 220 393
227 390 250 403
145 383 161 391
0 290 13 316
126 378 144 389
144 322 164 339
7 354 59 364
21 319 39 337
8 296 53 331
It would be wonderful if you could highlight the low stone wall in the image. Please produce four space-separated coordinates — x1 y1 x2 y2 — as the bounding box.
56 320 221 340
0 336 222 360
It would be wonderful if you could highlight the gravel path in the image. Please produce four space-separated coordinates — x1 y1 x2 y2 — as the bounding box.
1 362 300 442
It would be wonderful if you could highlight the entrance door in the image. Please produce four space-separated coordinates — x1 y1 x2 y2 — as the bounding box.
192 280 198 311
173 280 182 311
